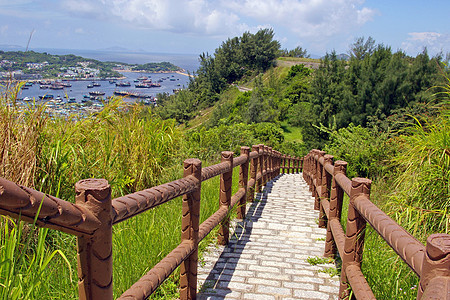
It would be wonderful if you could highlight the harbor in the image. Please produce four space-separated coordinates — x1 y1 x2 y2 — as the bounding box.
14 71 189 104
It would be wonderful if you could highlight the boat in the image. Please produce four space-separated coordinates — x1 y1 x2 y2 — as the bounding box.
68 97 76 103
89 91 106 96
87 84 94 88
135 82 152 88
24 82 33 87
61 82 72 87
40 85 49 89
137 76 148 81
92 82 101 87
113 90 129 96
49 83 64 90
39 94 54 100
109 80 116 84
23 96 32 101
116 81 131 87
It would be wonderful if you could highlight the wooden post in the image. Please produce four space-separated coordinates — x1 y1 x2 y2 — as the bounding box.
314 151 325 210
218 151 233 245
258 144 264 191
263 145 269 185
318 154 332 228
282 154 286 174
417 233 450 299
325 160 347 258
75 179 113 300
248 145 259 202
238 147 250 219
339 177 371 299
180 158 202 300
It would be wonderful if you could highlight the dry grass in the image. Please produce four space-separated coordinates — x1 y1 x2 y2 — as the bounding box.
0 81 47 187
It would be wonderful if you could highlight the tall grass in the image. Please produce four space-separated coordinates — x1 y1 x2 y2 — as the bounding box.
1 84 247 299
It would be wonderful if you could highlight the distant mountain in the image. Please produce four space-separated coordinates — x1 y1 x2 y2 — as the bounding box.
97 46 130 52
0 44 25 51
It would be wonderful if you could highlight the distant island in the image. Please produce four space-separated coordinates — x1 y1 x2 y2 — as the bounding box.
0 50 183 80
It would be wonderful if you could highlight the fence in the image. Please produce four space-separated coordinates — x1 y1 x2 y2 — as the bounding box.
0 144 301 300
302 149 450 300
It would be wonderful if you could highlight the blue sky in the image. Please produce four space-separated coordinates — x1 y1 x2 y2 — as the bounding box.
0 0 448 57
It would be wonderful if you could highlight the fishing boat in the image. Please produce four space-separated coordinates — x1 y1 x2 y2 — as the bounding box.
135 82 152 88
92 82 101 87
87 84 94 88
116 81 131 87
113 90 129 96
89 91 106 96
39 94 54 100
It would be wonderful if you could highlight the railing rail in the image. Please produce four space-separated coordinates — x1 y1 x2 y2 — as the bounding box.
302 149 450 300
0 144 302 300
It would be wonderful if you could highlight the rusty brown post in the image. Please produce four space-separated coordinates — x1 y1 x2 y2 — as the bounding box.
310 151 316 194
417 233 450 299
258 144 265 189
303 153 309 182
286 155 291 174
282 154 286 174
180 158 202 300
314 151 325 211
276 151 281 176
75 179 113 300
267 147 272 181
248 145 259 202
264 145 269 184
238 147 250 219
218 151 233 245
318 154 333 228
300 157 304 172
339 177 371 299
325 160 347 258
294 157 299 173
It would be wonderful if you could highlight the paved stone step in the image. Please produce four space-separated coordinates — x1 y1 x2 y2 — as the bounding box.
197 173 340 300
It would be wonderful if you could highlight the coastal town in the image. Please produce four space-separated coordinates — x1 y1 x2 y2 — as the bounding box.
0 50 188 118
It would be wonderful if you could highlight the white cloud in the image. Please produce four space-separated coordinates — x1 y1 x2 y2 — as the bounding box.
57 0 374 40
223 0 376 38
402 32 450 56
0 25 8 35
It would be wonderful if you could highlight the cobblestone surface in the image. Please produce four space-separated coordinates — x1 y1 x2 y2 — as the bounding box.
197 173 340 300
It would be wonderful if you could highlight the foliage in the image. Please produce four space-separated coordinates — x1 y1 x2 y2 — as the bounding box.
322 124 392 179
388 104 450 235
294 37 445 148
156 29 281 123
0 50 179 79
0 217 72 300
279 46 310 58
131 61 180 72
0 82 46 187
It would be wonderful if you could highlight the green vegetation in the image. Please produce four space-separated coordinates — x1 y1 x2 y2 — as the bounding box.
132 61 180 72
0 51 181 79
1 31 449 300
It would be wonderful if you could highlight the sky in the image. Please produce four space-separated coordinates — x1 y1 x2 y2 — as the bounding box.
0 0 449 58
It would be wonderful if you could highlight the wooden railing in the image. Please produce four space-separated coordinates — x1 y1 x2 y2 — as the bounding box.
302 149 450 300
0 144 302 300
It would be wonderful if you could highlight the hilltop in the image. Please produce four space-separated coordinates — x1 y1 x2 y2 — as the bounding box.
0 50 182 80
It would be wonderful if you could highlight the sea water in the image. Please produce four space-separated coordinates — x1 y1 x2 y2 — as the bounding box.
13 49 201 103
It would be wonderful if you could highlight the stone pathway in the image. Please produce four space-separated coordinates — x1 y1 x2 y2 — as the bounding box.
197 173 340 300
